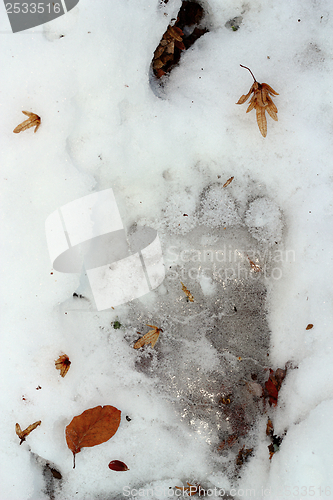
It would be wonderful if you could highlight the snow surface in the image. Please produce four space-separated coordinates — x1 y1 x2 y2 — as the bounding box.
1 0 333 499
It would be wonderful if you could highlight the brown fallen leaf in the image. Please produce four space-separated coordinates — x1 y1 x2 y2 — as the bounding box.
223 176 234 188
268 443 275 460
236 65 278 137
55 354 71 377
13 111 41 133
15 420 41 445
167 24 184 43
181 282 194 302
264 367 287 406
133 324 163 349
65 405 121 468
306 323 313 330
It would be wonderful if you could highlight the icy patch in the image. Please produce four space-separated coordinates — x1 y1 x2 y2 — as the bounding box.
123 178 284 482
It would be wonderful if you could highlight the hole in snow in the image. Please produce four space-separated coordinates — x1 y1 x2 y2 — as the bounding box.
151 1 209 81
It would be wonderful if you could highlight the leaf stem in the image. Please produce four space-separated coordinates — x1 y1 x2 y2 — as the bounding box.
240 64 256 82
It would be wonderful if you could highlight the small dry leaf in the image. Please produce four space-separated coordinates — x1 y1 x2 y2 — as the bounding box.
108 460 129 471
306 323 313 330
266 417 274 436
55 354 71 377
264 367 287 406
133 324 163 349
223 176 234 188
236 445 253 468
15 420 41 445
13 111 41 133
167 25 184 42
65 405 121 468
236 65 278 137
181 282 194 302
268 443 275 460
175 483 199 496
247 256 261 272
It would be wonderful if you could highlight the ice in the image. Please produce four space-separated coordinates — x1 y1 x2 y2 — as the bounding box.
125 180 281 473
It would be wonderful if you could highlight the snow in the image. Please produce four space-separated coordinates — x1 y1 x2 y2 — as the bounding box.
244 198 283 246
1 0 333 499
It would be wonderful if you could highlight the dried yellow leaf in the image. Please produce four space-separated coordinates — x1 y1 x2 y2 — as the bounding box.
13 111 41 133
15 420 41 444
266 417 274 436
134 324 162 349
236 65 278 137
256 105 267 138
166 25 183 42
223 176 234 188
55 354 71 377
181 282 194 302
